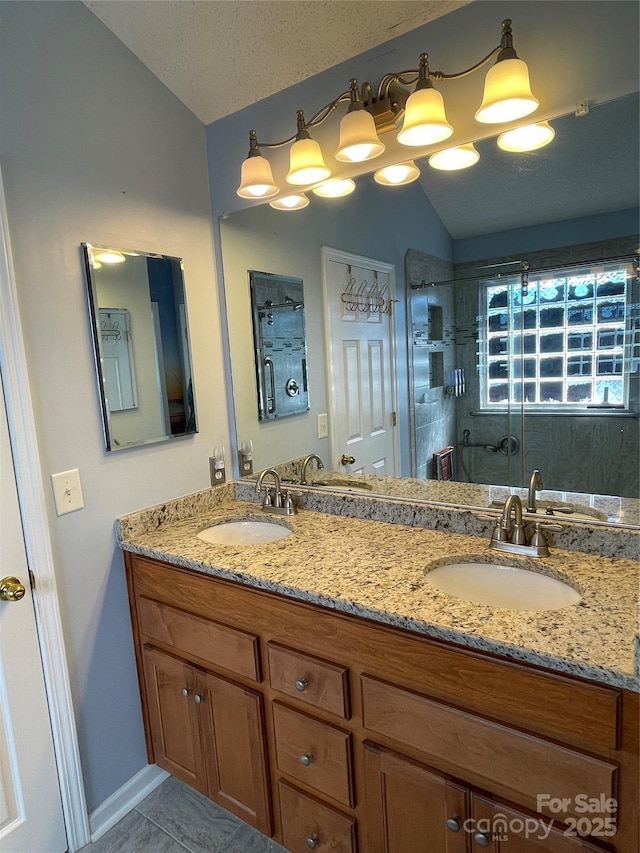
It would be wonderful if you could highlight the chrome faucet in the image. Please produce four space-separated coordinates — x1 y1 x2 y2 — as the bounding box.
527 469 543 513
256 468 298 515
300 454 324 485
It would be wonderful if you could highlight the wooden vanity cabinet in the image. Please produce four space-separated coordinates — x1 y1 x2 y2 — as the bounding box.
363 744 608 853
129 572 272 835
125 553 638 853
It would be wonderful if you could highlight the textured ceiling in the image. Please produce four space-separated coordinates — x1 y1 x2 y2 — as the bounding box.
83 0 471 125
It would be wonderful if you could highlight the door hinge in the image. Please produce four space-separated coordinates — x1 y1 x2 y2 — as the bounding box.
391 411 397 426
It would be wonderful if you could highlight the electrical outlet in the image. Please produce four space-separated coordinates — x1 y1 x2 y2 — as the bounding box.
51 469 85 516
317 413 329 439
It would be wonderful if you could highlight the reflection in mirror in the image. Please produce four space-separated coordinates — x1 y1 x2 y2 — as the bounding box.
83 244 197 451
249 271 309 421
220 97 639 526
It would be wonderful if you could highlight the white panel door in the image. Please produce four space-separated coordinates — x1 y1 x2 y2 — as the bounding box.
0 371 66 853
322 247 397 475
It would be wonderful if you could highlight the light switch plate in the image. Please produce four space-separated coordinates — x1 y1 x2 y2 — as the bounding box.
317 413 328 439
51 469 85 516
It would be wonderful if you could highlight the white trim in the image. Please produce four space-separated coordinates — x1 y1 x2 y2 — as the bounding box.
89 764 169 842
0 170 90 850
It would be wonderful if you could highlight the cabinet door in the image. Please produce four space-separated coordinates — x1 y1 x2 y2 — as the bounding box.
198 670 272 836
141 646 206 792
470 795 607 852
363 744 469 853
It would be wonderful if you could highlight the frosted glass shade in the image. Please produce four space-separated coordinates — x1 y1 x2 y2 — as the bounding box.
475 58 539 124
269 193 309 210
335 110 385 162
397 87 453 147
497 121 555 152
374 161 420 186
429 143 480 171
237 154 279 198
286 138 331 185
312 179 356 198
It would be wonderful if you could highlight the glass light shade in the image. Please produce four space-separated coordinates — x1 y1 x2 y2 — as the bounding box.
94 250 125 264
312 179 356 198
374 161 420 186
397 87 453 147
497 121 555 152
286 138 331 185
236 154 279 198
475 58 539 124
335 110 385 162
269 193 309 211
429 143 480 171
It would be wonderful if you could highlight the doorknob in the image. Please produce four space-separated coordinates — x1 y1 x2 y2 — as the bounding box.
0 576 26 602
340 454 355 465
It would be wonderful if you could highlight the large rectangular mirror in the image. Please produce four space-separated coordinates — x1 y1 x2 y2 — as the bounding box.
83 244 197 451
220 94 639 526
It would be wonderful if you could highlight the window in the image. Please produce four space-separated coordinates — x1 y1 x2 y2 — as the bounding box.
481 260 636 410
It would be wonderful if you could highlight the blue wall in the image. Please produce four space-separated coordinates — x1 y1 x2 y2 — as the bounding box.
454 207 640 264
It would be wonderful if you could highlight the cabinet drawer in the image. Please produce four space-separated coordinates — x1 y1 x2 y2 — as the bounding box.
138 597 260 682
273 702 354 807
278 781 357 853
361 675 617 821
268 642 350 719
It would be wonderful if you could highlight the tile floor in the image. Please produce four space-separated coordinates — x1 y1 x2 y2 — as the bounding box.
79 776 288 853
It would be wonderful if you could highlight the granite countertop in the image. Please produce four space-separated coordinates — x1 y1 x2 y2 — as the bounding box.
116 485 640 692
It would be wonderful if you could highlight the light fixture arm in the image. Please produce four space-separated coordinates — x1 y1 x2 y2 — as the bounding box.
249 89 352 152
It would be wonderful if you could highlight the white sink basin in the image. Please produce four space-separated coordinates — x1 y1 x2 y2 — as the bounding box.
197 520 291 546
425 562 581 611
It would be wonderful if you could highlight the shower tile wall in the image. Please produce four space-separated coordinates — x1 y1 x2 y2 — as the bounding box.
406 250 456 479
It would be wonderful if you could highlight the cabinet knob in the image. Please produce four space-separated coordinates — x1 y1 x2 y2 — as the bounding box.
300 752 313 766
194 693 204 704
446 814 461 832
340 454 355 465
306 834 319 849
181 687 191 697
295 678 308 692
474 831 491 848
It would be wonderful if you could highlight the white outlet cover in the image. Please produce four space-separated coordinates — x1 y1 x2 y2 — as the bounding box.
51 469 85 516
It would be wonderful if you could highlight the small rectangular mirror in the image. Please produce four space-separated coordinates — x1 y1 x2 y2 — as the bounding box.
249 270 309 420
83 244 197 451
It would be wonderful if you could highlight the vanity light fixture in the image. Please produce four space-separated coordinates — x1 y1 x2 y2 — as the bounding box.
374 161 420 186
312 178 356 198
497 120 555 152
428 142 480 170
237 19 540 204
269 193 310 210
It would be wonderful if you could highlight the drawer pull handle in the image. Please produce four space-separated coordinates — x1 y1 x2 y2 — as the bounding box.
306 834 319 849
181 687 191 698
194 693 205 704
446 814 461 832
300 752 313 766
474 831 491 848
295 678 308 692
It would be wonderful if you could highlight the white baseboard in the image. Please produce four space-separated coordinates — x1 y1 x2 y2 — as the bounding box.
89 764 170 842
